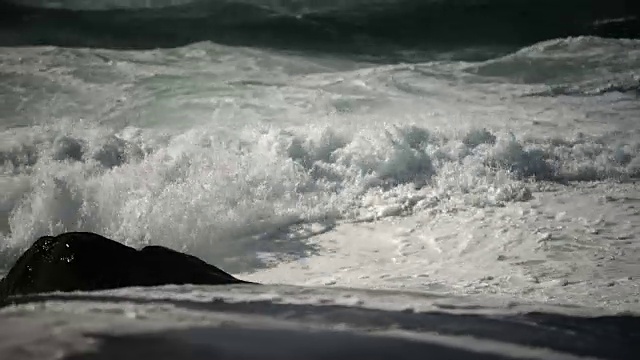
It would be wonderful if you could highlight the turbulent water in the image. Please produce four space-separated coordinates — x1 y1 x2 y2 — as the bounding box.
0 0 639 308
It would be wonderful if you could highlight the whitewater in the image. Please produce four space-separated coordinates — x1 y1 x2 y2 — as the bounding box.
1 0 639 359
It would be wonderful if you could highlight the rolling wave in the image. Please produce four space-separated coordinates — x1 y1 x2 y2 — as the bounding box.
1 0 638 57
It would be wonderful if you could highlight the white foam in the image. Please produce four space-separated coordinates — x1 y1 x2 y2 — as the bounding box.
2 121 638 271
0 38 639 309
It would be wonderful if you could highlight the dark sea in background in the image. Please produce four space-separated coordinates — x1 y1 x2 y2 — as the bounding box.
1 0 638 60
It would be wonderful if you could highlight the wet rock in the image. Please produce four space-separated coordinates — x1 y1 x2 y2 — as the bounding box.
0 232 254 300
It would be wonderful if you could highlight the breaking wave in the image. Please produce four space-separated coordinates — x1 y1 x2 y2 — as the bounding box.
1 123 638 271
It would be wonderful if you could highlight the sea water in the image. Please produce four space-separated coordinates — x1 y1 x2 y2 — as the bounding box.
0 0 639 319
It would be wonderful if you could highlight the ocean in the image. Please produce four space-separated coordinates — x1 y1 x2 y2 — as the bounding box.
0 0 639 358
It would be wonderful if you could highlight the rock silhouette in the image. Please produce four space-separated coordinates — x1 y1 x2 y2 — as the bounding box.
0 232 254 299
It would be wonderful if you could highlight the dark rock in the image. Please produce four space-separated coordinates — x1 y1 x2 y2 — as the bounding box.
0 232 254 299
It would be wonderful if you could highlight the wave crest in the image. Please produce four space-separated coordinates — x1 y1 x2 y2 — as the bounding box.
2 123 638 271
